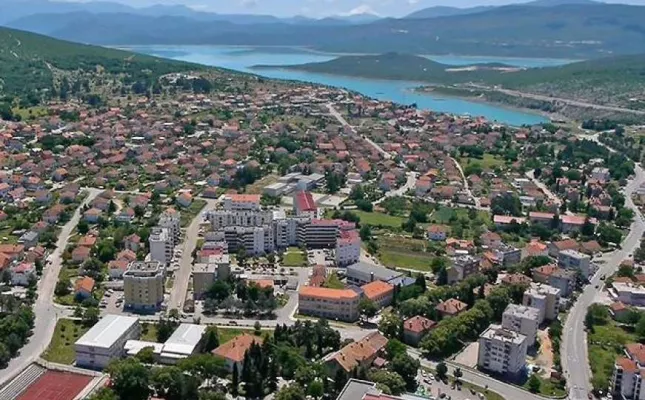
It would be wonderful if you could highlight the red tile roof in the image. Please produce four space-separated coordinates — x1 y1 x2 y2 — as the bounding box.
212 334 261 362
404 316 437 334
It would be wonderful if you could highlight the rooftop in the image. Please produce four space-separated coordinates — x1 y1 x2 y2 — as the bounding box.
299 286 359 300
503 304 541 320
212 333 262 362
75 314 139 349
162 323 207 356
480 323 527 345
361 280 394 301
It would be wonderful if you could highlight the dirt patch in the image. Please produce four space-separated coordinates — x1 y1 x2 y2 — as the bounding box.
534 329 554 378
453 341 479 368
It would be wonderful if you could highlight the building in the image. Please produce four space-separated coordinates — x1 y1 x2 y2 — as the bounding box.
403 316 437 347
294 191 317 218
123 261 164 312
548 239 579 258
523 283 561 323
558 249 592 279
10 262 35 286
592 167 611 182
614 282 645 306
223 194 261 211
336 230 361 267
223 225 274 256
427 225 449 241
159 324 206 364
298 286 360 322
324 332 388 373
478 324 528 377
611 343 645 400
17 231 39 249
548 268 577 297
501 304 540 346
447 255 479 284
300 219 341 248
361 280 394 308
494 244 522 267
74 276 95 300
208 209 273 229
436 298 468 318
192 263 217 300
75 314 140 369
158 210 181 246
212 333 262 372
346 262 403 286
149 227 173 265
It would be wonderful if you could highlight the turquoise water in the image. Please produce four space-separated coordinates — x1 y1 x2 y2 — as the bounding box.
127 45 574 126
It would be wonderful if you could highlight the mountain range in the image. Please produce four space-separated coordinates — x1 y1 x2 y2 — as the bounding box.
4 0 645 59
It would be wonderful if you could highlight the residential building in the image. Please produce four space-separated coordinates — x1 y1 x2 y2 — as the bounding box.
336 229 361 267
523 283 561 323
75 314 141 369
300 219 341 248
17 231 39 249
548 268 577 297
294 191 317 218
223 194 261 211
614 282 645 306
74 276 95 300
403 316 437 347
10 262 35 286
159 209 181 245
447 255 480 284
223 225 274 256
192 263 217 300
481 231 502 249
123 261 164 312
361 280 394 308
558 249 592 279
501 304 540 346
298 286 360 322
611 343 645 400
149 227 173 265
494 244 521 267
212 333 262 372
346 262 402 286
548 239 579 258
324 332 388 373
427 225 449 241
477 324 528 377
436 298 468 318
592 167 611 182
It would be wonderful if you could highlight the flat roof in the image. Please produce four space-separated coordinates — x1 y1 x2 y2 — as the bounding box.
162 323 207 356
75 314 139 349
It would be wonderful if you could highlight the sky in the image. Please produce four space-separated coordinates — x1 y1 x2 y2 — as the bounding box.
63 0 645 17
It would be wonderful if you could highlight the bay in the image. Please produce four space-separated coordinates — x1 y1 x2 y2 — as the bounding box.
126 45 575 126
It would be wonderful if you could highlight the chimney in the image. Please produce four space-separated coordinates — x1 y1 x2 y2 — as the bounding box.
370 272 374 282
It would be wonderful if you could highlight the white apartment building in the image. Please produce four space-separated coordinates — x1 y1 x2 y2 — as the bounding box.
223 225 274 256
614 282 645 306
75 314 140 369
298 286 360 322
478 324 528 377
299 219 340 248
159 211 181 246
523 282 561 323
223 194 261 211
149 227 173 264
192 263 217 300
592 167 611 182
208 210 274 229
612 343 645 400
501 304 540 347
336 231 361 267
274 217 303 248
124 261 165 312
557 249 592 279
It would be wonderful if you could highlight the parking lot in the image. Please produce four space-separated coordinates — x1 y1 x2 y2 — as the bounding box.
415 370 486 400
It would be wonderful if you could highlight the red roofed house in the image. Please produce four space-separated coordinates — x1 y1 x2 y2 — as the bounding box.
435 298 468 318
74 276 95 300
324 332 388 373
212 333 262 372
361 280 394 308
403 316 437 346
294 191 317 218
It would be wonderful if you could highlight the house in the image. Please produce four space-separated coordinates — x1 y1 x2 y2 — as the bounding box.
609 301 630 321
177 193 193 208
501 273 532 286
361 280 394 308
18 231 39 249
84 208 102 223
0 244 25 261
493 215 526 229
523 240 549 258
72 246 91 264
34 190 53 204
558 249 592 279
481 231 502 249
531 264 559 284
117 249 137 263
426 225 449 241
11 262 35 286
74 276 95 300
124 234 142 251
447 255 479 284
117 208 135 223
108 260 130 279
548 239 579 258
212 333 262 372
435 298 468 318
77 235 98 248
324 332 388 373
403 316 437 346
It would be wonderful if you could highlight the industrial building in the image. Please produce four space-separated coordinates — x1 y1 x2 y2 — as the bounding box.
75 314 141 369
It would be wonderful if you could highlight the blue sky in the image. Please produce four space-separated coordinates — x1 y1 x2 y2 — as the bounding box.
68 0 645 17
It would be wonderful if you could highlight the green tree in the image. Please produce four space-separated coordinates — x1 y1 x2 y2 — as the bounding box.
358 298 379 319
389 354 420 390
201 326 220 353
85 388 118 400
528 374 541 393
82 306 100 327
151 366 199 400
436 362 448 380
385 339 407 360
368 370 407 396
275 384 306 400
77 220 89 234
453 367 463 383
107 359 151 400
136 346 156 364
307 380 324 399
379 312 403 339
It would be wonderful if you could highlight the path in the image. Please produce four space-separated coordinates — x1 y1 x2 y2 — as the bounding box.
451 157 480 208
526 169 562 206
326 103 392 160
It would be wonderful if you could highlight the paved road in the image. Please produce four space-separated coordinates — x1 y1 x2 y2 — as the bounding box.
167 199 218 311
373 171 418 205
451 157 481 208
0 188 102 386
326 103 392 160
468 84 645 116
526 169 562 206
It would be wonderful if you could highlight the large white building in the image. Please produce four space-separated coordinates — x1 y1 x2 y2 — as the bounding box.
336 230 361 266
159 323 206 364
159 210 181 246
478 324 528 377
614 282 645 306
501 304 540 347
124 261 165 312
149 227 173 264
298 286 360 322
75 314 140 369
523 283 561 323
208 209 273 229
557 249 592 279
223 194 261 211
612 343 645 400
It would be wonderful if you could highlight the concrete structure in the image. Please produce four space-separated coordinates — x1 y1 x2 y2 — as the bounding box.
345 262 402 286
294 191 317 218
192 263 217 300
523 283 561 323
614 282 645 306
336 230 361 267
75 314 140 369
447 255 479 284
223 225 274 256
495 244 522 267
478 324 528 377
123 261 164 312
159 323 206 364
208 209 273 229
558 249 592 279
298 286 360 322
403 316 437 347
158 210 181 246
612 343 645 400
548 268 577 297
149 227 173 265
501 304 540 347
10 262 35 286
592 167 611 182
223 194 261 211
361 280 394 308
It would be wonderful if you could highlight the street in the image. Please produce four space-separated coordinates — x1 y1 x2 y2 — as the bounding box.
326 103 392 160
0 188 102 386
451 157 481 208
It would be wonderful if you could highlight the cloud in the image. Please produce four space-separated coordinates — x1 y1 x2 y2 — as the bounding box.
239 0 257 8
341 4 379 16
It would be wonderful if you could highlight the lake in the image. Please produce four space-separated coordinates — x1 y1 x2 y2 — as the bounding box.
125 45 575 126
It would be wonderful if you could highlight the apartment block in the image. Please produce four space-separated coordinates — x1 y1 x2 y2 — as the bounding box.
159 210 181 246
149 227 173 264
523 282 561 323
614 282 645 306
478 324 528 377
124 261 165 312
298 286 360 322
501 304 540 347
294 190 317 218
447 255 479 284
557 249 592 279
361 280 394 308
336 229 361 267
208 209 273 229
223 194 261 211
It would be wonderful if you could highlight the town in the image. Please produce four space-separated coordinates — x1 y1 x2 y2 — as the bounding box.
0 61 643 400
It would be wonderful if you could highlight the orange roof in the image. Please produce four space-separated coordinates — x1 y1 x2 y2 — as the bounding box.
502 273 532 285
361 280 393 301
326 332 388 372
436 298 467 315
533 264 558 277
404 316 437 334
610 301 627 312
74 276 95 293
617 357 639 373
0 244 24 255
212 334 261 362
627 343 645 365
299 286 358 300
250 279 274 289
226 194 261 203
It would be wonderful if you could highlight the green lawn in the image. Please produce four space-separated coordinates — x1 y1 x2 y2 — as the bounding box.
218 328 272 344
459 153 506 171
523 376 567 397
323 273 345 289
378 249 433 271
180 199 207 227
588 323 636 393
42 319 90 364
140 323 160 342
282 248 307 267
353 211 405 228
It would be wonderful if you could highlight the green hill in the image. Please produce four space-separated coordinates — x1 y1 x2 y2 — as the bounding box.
0 26 200 104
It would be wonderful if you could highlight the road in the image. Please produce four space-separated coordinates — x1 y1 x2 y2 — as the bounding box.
468 84 645 116
373 171 418 205
526 169 562 207
326 103 392 160
451 157 481 208
562 137 645 399
0 188 102 386
167 199 219 311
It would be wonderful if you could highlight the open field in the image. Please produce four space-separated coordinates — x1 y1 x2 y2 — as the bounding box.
353 210 405 228
588 322 636 394
377 236 435 271
42 319 90 364
180 199 207 227
282 247 307 267
246 174 279 195
459 153 506 171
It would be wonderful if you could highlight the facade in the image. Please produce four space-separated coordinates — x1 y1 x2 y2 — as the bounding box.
149 227 173 264
158 211 181 246
208 209 273 229
614 282 645 306
477 324 528 377
612 343 645 400
346 262 402 286
336 230 361 267
294 191 317 218
192 263 217 300
495 244 522 267
10 262 35 286
223 225 274 256
501 304 540 346
298 286 360 322
403 316 437 347
361 280 394 308
548 268 577 297
592 167 611 182
223 194 261 211
123 261 164 312
523 283 561 323
75 314 140 369
447 255 479 284
557 249 592 279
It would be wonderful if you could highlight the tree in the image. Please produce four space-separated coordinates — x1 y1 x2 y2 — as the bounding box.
231 363 239 396
78 220 89 234
585 304 610 331
389 353 420 390
528 374 541 393
385 339 407 360
358 298 379 319
150 366 199 400
207 280 231 302
136 346 156 364
107 359 151 400
254 320 262 335
360 225 372 241
436 362 448 381
636 315 645 341
85 388 118 400
307 380 324 399
201 326 220 353
368 370 407 396
55 280 71 296
275 384 306 400
379 313 403 339
82 307 100 327
453 367 463 383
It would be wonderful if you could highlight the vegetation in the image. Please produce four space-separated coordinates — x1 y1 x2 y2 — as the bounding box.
42 319 90 365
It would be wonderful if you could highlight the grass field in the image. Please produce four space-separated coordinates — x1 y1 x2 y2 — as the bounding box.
523 376 567 397
140 323 160 342
323 273 345 289
42 319 90 364
180 199 207 227
588 322 636 393
282 247 307 267
459 153 505 171
246 175 279 195
378 249 433 271
353 210 405 228
218 327 271 344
